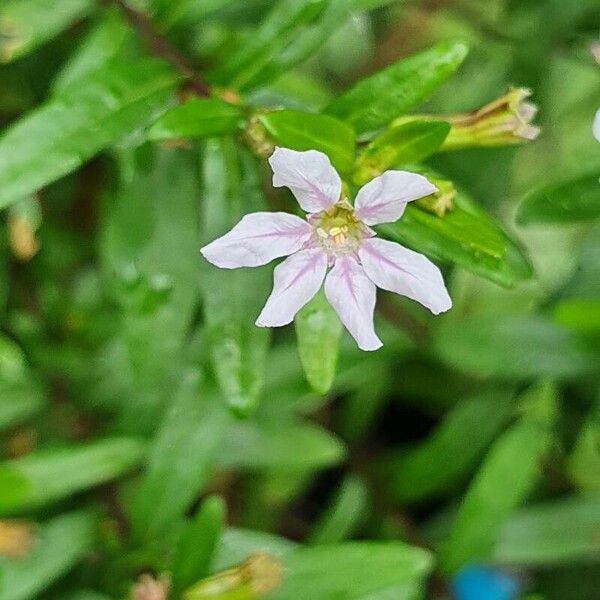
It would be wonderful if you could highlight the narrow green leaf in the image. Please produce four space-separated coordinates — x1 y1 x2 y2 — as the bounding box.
493 495 600 565
440 383 557 573
53 9 132 92
326 41 469 134
308 475 368 545
0 437 145 515
259 110 356 173
554 299 600 333
132 374 230 542
0 510 95 600
149 98 246 141
151 0 235 29
568 409 600 491
0 336 46 431
384 389 516 504
211 0 329 91
0 0 93 63
433 314 596 381
379 189 533 288
101 146 201 431
172 496 227 596
294 290 342 395
219 421 345 471
201 140 271 416
0 57 179 210
354 120 451 184
271 542 432 599
518 173 600 224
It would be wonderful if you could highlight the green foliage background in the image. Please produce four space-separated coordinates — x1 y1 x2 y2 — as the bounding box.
0 0 598 599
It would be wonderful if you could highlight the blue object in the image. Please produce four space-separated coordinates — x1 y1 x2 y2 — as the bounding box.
453 565 521 600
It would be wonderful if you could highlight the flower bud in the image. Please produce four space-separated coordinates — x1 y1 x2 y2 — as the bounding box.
133 574 170 600
0 520 36 558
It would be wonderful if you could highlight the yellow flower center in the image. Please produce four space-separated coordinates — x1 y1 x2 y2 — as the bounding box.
314 203 363 256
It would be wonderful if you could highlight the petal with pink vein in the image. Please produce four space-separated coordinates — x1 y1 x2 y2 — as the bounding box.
354 171 437 225
359 237 451 315
200 212 312 269
324 256 382 351
256 248 328 327
269 147 341 213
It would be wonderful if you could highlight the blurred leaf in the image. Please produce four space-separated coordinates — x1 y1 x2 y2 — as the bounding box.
101 146 201 431
212 0 328 91
568 410 600 491
440 383 557 573
433 314 595 381
132 373 230 542
493 495 600 566
259 109 356 173
0 437 145 515
0 511 95 600
354 120 451 185
201 140 271 416
0 336 46 431
379 189 533 288
53 9 132 92
384 389 515 504
152 0 235 28
308 475 368 545
554 299 600 333
219 421 345 471
326 41 469 135
0 0 93 63
294 290 342 395
0 57 179 210
271 542 432 599
149 98 246 141
518 173 600 224
172 496 226 597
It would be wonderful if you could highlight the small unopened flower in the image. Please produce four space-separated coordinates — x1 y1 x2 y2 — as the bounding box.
393 88 541 150
0 520 36 557
133 574 170 600
594 109 600 143
201 148 451 351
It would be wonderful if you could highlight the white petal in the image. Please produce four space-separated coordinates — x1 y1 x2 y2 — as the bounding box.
201 212 312 269
359 238 451 314
256 248 327 327
324 256 382 351
354 170 437 226
268 147 341 213
594 109 600 143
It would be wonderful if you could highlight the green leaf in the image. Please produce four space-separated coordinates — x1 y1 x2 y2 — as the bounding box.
0 511 95 600
52 9 132 92
0 437 145 515
219 421 345 471
0 0 93 63
132 374 230 542
172 496 226 596
384 389 516 504
0 336 46 431
440 383 557 573
271 542 432 599
308 475 368 545
554 299 600 333
568 410 600 491
378 188 533 288
0 57 179 210
354 120 451 185
201 140 271 416
325 41 469 135
259 110 356 173
518 173 600 224
211 0 329 91
294 290 342 395
149 98 246 141
493 495 600 565
100 146 201 431
433 314 596 381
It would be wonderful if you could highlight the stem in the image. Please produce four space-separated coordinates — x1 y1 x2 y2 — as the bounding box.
105 0 212 97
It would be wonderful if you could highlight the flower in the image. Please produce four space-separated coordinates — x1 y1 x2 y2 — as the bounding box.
132 574 170 600
201 148 452 351
594 109 600 143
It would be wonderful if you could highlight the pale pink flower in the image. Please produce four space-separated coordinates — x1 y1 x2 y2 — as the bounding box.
201 148 452 351
594 109 600 143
